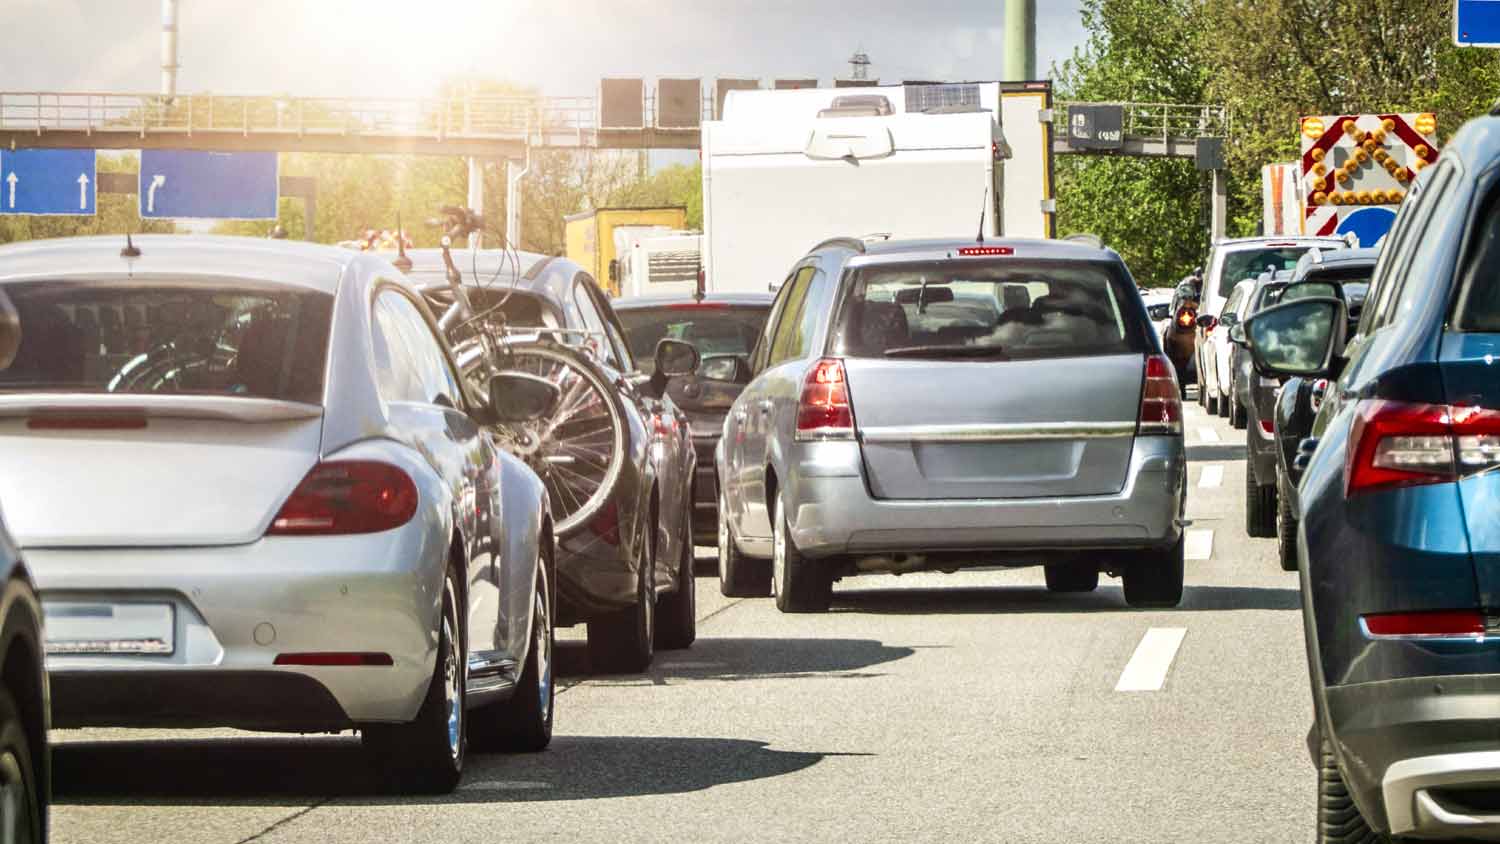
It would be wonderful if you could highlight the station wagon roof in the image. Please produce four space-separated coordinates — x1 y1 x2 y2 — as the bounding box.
0 234 356 293
839 237 1123 265
613 293 775 309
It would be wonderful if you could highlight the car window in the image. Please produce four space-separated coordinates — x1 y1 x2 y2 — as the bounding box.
1455 184 1500 331
591 286 637 371
767 265 817 367
573 276 622 370
0 279 332 403
1363 163 1448 334
830 259 1142 360
751 271 798 373
617 305 770 374
1218 247 1317 299
373 289 463 408
1375 162 1457 332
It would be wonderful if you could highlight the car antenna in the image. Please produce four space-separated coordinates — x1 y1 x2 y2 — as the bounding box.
977 187 989 244
120 232 141 258
392 211 412 273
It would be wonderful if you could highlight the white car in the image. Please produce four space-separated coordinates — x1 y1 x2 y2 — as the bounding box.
1141 288 1174 338
0 235 559 793
1200 279 1253 417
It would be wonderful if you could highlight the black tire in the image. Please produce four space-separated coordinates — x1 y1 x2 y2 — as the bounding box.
586 525 655 673
1246 459 1278 538
470 557 554 753
1217 387 1231 418
1231 391 1248 430
1317 736 1387 843
1205 388 1219 416
363 567 465 794
1278 471 1300 572
772 493 832 613
0 688 43 844
1123 535 1185 608
1044 565 1099 593
656 494 697 650
717 487 770 598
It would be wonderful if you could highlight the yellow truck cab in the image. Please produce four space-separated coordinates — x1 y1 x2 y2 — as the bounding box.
565 206 689 296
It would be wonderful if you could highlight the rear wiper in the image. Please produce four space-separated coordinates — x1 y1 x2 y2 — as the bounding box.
883 344 1008 359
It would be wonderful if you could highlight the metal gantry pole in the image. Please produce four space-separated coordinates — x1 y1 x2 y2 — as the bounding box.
1003 0 1037 80
160 0 179 102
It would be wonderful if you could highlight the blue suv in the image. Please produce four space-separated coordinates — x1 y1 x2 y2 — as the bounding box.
1242 114 1500 841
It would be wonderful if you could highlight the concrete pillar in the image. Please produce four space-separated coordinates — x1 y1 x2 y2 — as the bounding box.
1003 0 1037 81
1211 168 1227 242
506 158 529 250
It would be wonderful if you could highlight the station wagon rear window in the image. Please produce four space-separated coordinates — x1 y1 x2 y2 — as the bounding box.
831 260 1144 361
1219 248 1317 298
0 280 332 403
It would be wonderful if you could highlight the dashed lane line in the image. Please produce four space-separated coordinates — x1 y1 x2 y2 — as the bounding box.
1185 528 1214 560
1115 627 1188 692
1198 464 1224 488
1198 426 1221 443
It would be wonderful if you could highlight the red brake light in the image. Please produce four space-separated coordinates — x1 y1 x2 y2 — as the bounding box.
796 358 854 440
1259 418 1275 435
957 246 1014 257
1138 355 1182 436
1345 401 1500 496
28 413 148 430
268 461 418 535
1362 610 1484 638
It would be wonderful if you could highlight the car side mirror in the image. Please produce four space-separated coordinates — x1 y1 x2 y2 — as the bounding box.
701 353 753 384
487 372 560 423
1242 298 1346 378
1195 313 1217 331
1219 312 1238 329
655 338 701 378
0 289 18 370
1228 322 1247 347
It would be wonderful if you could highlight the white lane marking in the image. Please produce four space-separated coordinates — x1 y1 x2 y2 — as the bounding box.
1198 464 1224 488
1116 627 1188 692
1198 426 1221 443
459 780 552 792
1185 528 1214 560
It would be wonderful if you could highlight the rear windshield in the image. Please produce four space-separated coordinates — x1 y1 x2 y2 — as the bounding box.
1219 248 1317 298
617 305 769 374
830 260 1144 361
0 281 332 403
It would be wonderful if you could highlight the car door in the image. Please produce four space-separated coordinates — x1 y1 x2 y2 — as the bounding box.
729 266 809 541
371 286 512 670
1215 283 1248 397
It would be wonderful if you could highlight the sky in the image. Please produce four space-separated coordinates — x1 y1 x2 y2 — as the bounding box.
5 0 1091 97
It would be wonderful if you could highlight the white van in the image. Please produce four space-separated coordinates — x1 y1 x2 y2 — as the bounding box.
617 231 702 299
701 82 1055 294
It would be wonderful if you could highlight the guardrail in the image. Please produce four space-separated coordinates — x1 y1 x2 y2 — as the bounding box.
1057 101 1231 141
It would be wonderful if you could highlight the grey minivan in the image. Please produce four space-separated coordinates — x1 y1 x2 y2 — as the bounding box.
716 237 1188 612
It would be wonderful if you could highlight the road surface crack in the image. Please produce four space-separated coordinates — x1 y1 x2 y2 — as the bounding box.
233 799 331 843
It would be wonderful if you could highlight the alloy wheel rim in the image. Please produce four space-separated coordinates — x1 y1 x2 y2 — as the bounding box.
442 602 461 762
0 750 26 844
535 585 552 720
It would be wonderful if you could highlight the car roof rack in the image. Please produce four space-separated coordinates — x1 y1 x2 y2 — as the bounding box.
807 237 868 254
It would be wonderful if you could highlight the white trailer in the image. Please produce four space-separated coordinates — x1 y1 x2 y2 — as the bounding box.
701 82 1055 294
617 231 703 298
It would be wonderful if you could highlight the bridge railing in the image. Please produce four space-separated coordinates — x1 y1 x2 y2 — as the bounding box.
1057 101 1231 141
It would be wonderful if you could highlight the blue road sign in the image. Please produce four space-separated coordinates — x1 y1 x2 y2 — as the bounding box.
1337 207 1397 248
139 150 279 220
0 149 96 216
1456 0 1500 46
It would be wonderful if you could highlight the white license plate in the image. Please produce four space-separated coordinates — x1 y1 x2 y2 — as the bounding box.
43 601 175 655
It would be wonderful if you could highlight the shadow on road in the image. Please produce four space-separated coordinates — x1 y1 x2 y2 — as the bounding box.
54 734 848 804
557 636 915 681
1187 443 1248 461
830 584 1299 615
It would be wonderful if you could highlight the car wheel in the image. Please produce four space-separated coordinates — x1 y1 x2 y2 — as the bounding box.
470 555 554 753
1044 565 1099 593
1217 386 1231 418
1277 472 1299 572
772 493 832 613
1316 735 1387 843
363 566 466 794
0 688 43 844
1122 535 1185 608
1231 392 1248 430
717 488 770 598
1205 388 1219 416
656 495 697 650
586 527 655 673
1246 460 1277 538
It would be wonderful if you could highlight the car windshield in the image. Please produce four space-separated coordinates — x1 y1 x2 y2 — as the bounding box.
831 259 1141 360
616 304 769 373
0 280 332 403
1219 248 1318 298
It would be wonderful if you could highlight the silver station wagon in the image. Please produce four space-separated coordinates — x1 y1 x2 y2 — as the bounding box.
716 237 1188 612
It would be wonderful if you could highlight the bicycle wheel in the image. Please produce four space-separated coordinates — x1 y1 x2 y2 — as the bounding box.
489 342 628 537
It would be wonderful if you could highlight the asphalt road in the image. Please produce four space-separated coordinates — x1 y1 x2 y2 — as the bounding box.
49 395 1314 843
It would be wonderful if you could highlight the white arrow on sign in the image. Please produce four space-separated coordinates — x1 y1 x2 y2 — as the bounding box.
77 173 89 210
5 172 15 210
146 174 166 214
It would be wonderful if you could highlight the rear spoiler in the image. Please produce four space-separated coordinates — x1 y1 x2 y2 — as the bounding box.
0 394 322 423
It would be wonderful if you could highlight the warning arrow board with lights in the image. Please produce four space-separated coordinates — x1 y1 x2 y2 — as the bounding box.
1299 113 1439 245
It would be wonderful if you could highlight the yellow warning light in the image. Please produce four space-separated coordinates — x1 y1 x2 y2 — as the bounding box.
1372 128 1388 145
1312 191 1327 205
1396 169 1411 183
1414 113 1437 136
1373 149 1389 164
1345 121 1362 137
1354 148 1371 165
1358 190 1374 204
1395 190 1407 202
1313 162 1328 176
1382 118 1396 132
1329 193 1344 206
1302 117 1326 139
1311 148 1327 163
1336 170 1352 185
1414 158 1429 172
1415 144 1432 160
1362 139 1377 154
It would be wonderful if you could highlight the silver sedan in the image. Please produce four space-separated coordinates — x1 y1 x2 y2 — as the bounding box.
0 235 557 793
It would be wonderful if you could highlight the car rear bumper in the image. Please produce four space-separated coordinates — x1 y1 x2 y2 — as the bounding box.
1325 674 1500 839
28 529 441 730
783 437 1185 559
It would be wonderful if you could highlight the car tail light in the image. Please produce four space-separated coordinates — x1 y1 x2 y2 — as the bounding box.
274 652 394 666
589 498 620 546
796 358 854 441
268 461 418 535
1346 400 1500 495
958 246 1014 257
1138 355 1182 436
1175 308 1196 329
1362 610 1484 638
1259 418 1275 435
